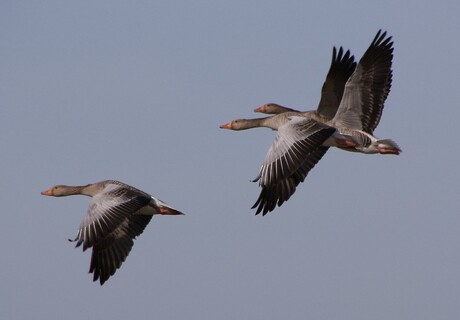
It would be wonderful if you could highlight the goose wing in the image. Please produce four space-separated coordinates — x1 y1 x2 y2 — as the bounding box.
331 30 393 133
252 146 329 215
317 47 356 119
89 214 153 285
74 182 152 251
252 116 335 215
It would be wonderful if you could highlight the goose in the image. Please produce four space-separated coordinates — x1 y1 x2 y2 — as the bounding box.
255 30 400 155
220 112 357 215
41 180 183 285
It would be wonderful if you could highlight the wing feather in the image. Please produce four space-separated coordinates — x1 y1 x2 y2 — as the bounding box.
252 147 329 215
252 116 334 214
89 214 153 285
331 30 393 133
75 183 151 251
317 47 357 119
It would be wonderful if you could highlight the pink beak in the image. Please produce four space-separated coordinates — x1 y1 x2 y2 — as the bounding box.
219 122 232 129
253 105 266 113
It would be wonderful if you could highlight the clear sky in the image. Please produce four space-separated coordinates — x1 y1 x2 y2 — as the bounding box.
1 1 459 319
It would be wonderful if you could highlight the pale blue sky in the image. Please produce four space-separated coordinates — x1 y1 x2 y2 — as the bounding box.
1 1 460 319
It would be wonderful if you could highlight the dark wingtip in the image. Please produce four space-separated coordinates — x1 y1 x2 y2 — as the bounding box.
336 46 343 60
372 29 393 48
252 187 278 216
91 272 106 286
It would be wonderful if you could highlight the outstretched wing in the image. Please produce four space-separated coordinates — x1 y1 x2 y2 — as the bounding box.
331 30 393 134
252 116 335 215
317 47 357 120
89 214 153 285
252 147 329 215
74 183 151 251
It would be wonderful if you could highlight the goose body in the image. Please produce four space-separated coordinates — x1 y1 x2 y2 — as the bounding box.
257 104 400 155
255 30 400 155
41 180 183 285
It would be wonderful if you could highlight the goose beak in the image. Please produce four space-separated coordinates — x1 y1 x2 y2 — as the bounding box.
253 105 265 113
41 188 53 196
219 122 232 129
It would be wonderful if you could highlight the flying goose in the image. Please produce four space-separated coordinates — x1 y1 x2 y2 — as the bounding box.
41 180 183 285
255 30 400 155
220 112 356 215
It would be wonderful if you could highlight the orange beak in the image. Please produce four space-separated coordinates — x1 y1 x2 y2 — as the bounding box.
253 105 266 113
41 188 53 196
219 122 232 129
